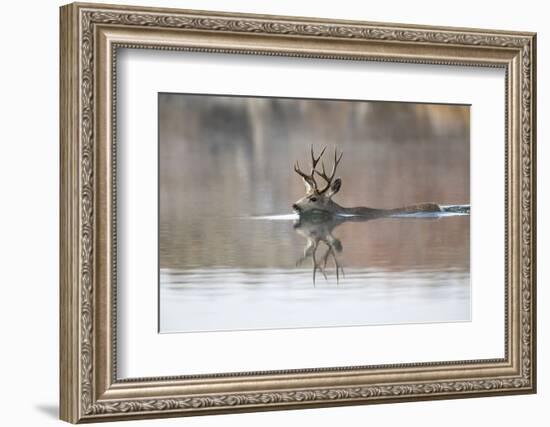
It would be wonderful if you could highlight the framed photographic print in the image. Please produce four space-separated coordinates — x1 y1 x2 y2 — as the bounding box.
60 2 537 423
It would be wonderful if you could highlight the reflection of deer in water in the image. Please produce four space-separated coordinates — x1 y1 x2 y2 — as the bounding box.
294 215 345 285
292 146 445 284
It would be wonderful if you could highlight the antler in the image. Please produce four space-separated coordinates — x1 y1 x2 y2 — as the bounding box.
293 145 326 192
315 147 343 194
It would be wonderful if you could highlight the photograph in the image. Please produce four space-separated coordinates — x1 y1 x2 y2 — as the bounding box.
159 93 471 333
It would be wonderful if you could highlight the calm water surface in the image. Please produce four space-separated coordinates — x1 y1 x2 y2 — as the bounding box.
160 212 470 333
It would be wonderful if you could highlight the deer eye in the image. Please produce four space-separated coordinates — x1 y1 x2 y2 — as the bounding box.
310 197 318 202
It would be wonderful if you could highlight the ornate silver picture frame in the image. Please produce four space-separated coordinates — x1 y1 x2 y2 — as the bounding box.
60 2 536 423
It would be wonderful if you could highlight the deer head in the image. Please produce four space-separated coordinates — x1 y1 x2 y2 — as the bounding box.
292 146 343 217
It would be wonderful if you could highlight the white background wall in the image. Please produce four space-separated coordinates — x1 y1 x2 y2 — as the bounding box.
0 0 545 425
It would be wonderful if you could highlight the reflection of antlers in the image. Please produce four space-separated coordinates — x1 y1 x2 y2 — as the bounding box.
315 241 344 285
296 239 344 285
294 145 342 194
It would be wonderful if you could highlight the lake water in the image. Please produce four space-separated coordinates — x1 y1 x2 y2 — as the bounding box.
158 94 470 333
160 211 470 333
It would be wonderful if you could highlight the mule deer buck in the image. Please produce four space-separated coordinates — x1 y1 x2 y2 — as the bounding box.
292 146 444 219
292 146 470 283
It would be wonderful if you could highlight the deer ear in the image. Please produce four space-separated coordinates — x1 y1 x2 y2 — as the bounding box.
326 178 342 198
